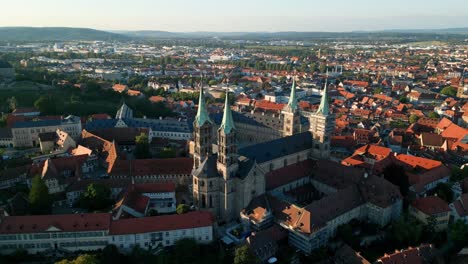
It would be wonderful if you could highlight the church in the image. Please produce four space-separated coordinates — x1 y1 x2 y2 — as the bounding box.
192 79 335 222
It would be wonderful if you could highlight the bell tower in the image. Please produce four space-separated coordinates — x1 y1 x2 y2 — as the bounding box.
193 83 213 169
282 78 300 137
309 77 335 159
217 90 238 221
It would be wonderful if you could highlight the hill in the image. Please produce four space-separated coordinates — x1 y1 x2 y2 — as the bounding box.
0 27 131 42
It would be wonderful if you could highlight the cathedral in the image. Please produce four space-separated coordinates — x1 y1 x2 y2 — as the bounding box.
192 80 335 222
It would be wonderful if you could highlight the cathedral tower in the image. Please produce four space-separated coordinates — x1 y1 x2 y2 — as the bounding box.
193 84 213 169
282 78 301 137
309 78 335 159
217 91 238 179
217 91 238 221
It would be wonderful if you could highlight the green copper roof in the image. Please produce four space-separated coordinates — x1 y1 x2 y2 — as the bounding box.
316 79 330 116
286 79 298 112
195 85 211 127
220 91 235 134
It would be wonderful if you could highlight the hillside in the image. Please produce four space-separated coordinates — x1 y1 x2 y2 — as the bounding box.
0 27 131 42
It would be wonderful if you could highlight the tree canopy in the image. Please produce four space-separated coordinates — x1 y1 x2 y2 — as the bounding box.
440 86 457 97
28 175 51 215
234 244 258 264
134 133 151 159
79 183 111 211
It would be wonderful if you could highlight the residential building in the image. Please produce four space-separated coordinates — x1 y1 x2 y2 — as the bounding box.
12 116 82 148
410 196 451 231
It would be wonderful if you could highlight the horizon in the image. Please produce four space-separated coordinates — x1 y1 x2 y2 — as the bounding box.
2 0 468 32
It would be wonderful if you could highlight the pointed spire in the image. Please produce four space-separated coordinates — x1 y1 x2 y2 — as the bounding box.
195 81 211 127
220 90 235 134
317 76 330 116
286 77 298 112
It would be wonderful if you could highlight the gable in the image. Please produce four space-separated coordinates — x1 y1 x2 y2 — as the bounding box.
45 226 62 232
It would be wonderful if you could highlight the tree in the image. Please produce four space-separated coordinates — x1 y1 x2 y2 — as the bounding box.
176 204 190 215
34 95 52 113
399 96 409 103
428 112 440 119
101 244 121 264
157 148 176 159
28 175 51 214
374 87 383 94
390 216 423 247
174 238 201 264
409 114 419 124
79 183 111 211
451 166 468 182
7 97 17 111
449 220 468 246
234 245 258 264
435 183 453 203
440 86 457 97
134 133 151 159
208 80 218 86
57 254 100 264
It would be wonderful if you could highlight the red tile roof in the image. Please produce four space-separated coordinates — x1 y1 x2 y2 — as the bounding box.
0 213 111 234
377 244 434 264
411 196 450 216
109 211 213 235
265 160 314 190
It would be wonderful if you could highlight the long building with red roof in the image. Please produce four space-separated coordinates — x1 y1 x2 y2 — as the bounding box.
0 211 214 254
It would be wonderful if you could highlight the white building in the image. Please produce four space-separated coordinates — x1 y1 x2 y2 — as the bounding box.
0 211 214 254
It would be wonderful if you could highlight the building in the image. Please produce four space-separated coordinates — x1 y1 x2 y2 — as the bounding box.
281 79 301 137
410 196 451 231
0 211 214 254
113 183 177 219
192 79 335 222
241 165 402 254
450 193 468 223
12 115 82 148
375 244 436 264
86 104 191 142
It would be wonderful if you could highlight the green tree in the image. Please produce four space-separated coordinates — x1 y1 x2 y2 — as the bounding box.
449 220 468 246
399 96 409 103
29 175 51 214
56 254 100 264
134 133 151 159
79 183 111 211
7 97 17 111
208 80 218 86
409 114 419 124
390 216 423 247
234 245 258 264
440 86 457 97
451 166 468 182
100 244 121 264
173 238 201 264
157 148 176 159
374 87 383 94
34 95 53 114
176 204 190 215
435 183 453 203
428 112 440 119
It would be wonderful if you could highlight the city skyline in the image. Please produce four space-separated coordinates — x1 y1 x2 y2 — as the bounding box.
2 0 468 32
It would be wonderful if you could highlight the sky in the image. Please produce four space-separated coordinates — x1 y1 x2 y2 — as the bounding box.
1 0 468 32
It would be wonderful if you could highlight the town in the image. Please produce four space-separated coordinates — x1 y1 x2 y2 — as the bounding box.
0 28 467 264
